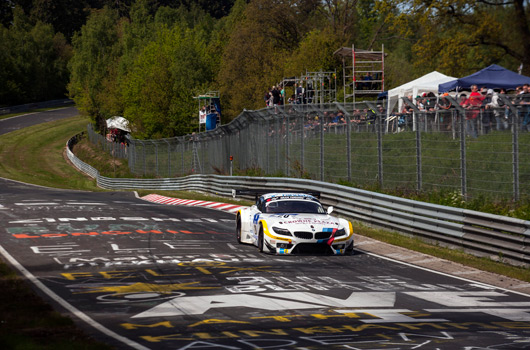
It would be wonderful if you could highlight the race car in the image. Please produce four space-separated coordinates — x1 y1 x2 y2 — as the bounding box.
235 191 354 255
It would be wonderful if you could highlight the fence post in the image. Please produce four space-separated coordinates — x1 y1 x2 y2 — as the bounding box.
276 116 280 173
416 112 422 191
513 110 520 201
460 110 467 199
286 112 290 177
377 112 383 187
164 140 171 177
335 102 351 182
266 119 270 174
320 111 324 181
155 142 159 176
300 114 304 176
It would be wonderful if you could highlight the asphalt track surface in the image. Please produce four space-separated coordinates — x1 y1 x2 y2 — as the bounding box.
0 106 79 135
1 110 530 350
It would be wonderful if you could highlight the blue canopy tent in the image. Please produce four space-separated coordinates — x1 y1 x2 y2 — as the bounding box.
438 64 530 92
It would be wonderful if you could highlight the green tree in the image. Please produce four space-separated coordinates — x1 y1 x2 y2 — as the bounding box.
67 6 121 129
0 6 71 106
217 0 320 119
376 0 530 77
122 24 214 138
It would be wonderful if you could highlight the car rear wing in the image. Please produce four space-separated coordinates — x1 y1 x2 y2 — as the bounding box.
232 189 321 201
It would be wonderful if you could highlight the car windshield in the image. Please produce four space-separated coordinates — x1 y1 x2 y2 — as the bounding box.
265 200 325 214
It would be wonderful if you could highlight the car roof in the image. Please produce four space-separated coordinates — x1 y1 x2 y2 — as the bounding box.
261 193 319 202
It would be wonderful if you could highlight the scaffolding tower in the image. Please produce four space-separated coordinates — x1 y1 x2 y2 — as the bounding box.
334 44 385 104
281 69 337 105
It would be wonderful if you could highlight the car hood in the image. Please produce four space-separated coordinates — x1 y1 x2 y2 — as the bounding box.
263 213 341 229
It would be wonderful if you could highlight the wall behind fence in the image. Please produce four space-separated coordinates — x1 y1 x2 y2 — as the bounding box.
66 134 530 267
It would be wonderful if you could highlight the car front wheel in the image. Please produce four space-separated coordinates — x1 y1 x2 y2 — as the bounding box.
236 216 242 243
258 226 264 253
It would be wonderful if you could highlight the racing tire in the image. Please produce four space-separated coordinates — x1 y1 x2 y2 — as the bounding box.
236 215 242 244
258 226 264 253
345 241 355 256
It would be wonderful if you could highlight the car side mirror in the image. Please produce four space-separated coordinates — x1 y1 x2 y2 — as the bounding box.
327 206 334 214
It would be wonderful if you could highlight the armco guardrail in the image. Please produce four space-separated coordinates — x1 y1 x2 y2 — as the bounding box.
66 135 530 267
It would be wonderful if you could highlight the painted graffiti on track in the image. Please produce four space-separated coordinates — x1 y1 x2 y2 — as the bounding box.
1 189 530 349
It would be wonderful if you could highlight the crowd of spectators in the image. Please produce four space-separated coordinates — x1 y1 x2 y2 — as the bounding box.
264 83 530 140
264 82 317 107
389 84 530 137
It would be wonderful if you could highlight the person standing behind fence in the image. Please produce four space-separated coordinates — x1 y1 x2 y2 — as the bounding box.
438 93 453 131
264 89 272 107
296 84 304 104
271 86 281 106
519 84 530 132
488 89 508 131
463 85 483 138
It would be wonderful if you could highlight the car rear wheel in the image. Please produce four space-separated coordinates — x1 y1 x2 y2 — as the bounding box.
258 226 264 253
236 216 242 243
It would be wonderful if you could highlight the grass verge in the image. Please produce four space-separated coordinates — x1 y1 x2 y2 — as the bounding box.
0 115 100 191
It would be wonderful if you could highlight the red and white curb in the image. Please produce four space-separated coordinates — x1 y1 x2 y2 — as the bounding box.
141 194 247 214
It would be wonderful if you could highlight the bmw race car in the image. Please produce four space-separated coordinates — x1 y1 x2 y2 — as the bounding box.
235 191 354 255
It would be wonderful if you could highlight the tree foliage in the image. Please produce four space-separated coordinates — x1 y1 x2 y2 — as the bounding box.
376 0 530 77
0 7 71 106
3 0 530 138
67 6 121 129
122 25 214 138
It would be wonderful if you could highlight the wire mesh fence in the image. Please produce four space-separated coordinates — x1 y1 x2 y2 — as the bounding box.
89 95 530 201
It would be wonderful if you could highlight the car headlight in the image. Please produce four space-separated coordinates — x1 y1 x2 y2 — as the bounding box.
335 228 346 237
272 227 292 236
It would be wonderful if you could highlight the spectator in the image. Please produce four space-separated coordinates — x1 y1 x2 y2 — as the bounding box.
296 84 304 104
520 84 530 132
329 111 345 126
438 92 453 131
362 72 373 90
264 89 272 107
271 85 281 106
199 105 207 124
398 95 413 131
488 89 508 131
460 93 476 138
466 85 484 137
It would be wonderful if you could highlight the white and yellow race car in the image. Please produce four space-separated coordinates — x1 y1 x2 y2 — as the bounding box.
235 191 354 255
